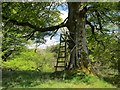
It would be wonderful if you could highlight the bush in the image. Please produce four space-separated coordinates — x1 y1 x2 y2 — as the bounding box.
2 49 56 72
2 50 37 70
46 44 59 53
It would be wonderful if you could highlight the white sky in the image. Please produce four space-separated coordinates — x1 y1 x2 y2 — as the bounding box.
28 10 68 49
60 10 68 20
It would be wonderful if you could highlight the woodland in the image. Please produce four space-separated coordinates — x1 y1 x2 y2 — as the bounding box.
1 2 120 88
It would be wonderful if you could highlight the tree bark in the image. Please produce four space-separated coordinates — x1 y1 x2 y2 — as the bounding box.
66 2 90 70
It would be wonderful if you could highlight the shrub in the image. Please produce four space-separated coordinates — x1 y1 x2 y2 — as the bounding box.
2 49 56 72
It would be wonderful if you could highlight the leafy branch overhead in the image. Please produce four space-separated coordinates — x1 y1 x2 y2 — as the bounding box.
2 2 118 36
3 15 67 32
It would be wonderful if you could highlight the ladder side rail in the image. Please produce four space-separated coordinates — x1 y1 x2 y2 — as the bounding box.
64 33 67 69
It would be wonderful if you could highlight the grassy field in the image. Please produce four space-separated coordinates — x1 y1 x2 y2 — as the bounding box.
2 69 116 88
2 49 119 89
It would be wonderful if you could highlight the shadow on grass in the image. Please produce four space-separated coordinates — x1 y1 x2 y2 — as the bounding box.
102 75 120 88
2 69 64 88
3 69 119 88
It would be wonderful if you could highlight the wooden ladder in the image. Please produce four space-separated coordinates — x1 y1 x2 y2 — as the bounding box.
55 33 68 71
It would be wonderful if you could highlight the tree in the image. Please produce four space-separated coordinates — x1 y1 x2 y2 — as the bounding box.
2 2 62 61
2 2 119 72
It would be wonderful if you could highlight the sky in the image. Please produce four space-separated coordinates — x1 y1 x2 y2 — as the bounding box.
39 10 68 49
28 7 68 49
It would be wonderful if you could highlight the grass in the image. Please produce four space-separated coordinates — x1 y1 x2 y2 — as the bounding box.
1 49 119 89
2 69 116 88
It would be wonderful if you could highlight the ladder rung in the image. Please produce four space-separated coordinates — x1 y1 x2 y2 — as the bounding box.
57 61 65 63
54 66 65 68
58 56 65 58
67 40 71 42
61 36 65 38
60 51 65 52
61 40 65 42
60 46 65 48
61 34 66 35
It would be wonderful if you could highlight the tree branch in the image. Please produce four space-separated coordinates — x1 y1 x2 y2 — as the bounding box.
93 34 105 50
23 30 36 40
85 18 95 34
101 11 115 24
95 10 102 30
2 15 67 32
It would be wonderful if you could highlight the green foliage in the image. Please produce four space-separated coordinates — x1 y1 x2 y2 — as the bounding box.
2 49 55 72
87 26 119 76
2 2 62 61
46 44 59 53
2 2 62 26
46 44 60 58
2 50 36 70
2 23 27 60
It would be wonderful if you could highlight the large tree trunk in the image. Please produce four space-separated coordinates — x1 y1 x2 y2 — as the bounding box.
66 2 90 70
